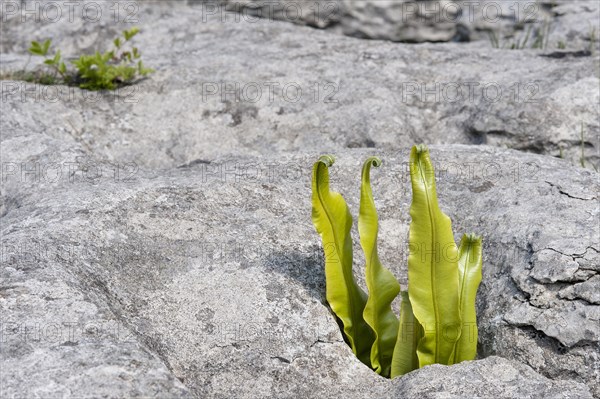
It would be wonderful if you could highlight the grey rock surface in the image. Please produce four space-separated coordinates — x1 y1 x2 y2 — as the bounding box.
1 1 599 398
209 0 600 50
1 1 598 169
2 131 598 397
392 356 592 399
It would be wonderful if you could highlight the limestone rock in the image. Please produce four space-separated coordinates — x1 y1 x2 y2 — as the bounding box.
1 1 598 397
208 0 600 50
390 356 592 399
2 139 598 396
1 2 598 169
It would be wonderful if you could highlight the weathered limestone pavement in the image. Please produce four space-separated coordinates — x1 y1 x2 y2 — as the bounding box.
1 1 598 398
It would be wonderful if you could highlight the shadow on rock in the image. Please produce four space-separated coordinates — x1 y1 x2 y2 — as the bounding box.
263 245 326 304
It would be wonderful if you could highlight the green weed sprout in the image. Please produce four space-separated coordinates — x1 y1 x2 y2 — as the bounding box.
27 27 153 91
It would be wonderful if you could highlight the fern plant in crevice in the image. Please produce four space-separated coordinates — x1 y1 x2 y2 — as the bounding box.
311 145 483 378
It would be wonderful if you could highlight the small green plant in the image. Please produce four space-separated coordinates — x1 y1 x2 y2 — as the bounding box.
578 122 597 172
581 123 586 169
26 27 153 91
488 31 500 49
588 25 597 54
511 24 534 50
311 145 483 378
555 124 597 172
530 18 550 50
489 19 551 50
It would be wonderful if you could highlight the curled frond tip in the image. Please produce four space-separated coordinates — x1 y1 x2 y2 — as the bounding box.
415 144 429 154
365 156 382 168
318 155 335 167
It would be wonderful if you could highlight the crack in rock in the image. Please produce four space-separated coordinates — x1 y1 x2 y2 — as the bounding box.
545 181 597 201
